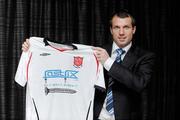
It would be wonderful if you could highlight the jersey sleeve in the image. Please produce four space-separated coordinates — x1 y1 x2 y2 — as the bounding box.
15 51 32 87
15 37 45 87
94 62 106 91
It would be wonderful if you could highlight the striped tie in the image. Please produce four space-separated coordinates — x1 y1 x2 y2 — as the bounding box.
106 48 124 115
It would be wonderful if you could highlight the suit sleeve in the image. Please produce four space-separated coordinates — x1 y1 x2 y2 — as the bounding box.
108 52 156 93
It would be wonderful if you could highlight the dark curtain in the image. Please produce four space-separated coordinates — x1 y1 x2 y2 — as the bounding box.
0 0 177 120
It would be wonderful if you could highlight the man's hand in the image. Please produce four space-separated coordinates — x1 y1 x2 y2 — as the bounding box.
22 39 30 52
92 47 110 64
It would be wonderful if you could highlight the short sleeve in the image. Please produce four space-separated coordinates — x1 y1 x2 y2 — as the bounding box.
15 51 31 87
94 63 106 90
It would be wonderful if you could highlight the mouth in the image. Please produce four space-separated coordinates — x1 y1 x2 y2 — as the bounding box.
118 37 126 41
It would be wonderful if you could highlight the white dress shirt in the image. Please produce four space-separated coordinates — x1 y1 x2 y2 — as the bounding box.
98 42 132 120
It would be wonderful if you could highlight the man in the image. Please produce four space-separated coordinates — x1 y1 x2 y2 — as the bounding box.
93 9 155 120
22 9 155 120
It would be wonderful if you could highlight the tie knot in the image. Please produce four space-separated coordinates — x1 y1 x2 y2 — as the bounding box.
116 48 125 56
115 48 125 63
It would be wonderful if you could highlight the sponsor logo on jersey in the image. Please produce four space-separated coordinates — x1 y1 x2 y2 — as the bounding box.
44 69 78 80
40 53 51 56
43 69 79 95
73 56 83 68
45 87 77 95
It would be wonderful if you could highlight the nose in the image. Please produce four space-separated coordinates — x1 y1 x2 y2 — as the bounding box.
119 28 124 35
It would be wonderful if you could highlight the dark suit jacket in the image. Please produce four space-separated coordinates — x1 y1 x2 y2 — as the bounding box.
93 42 156 120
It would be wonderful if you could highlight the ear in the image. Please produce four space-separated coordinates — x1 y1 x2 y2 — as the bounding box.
110 27 113 34
133 26 136 34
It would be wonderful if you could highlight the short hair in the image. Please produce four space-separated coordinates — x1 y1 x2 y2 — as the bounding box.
109 9 136 28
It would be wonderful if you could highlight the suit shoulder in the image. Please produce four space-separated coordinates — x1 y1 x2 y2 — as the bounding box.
133 46 155 58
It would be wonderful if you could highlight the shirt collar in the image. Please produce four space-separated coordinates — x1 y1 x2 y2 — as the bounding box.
112 42 132 54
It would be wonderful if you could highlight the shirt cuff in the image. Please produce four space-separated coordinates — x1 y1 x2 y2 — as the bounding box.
103 58 114 71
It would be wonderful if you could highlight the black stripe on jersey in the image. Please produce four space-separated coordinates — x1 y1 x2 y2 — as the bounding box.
86 100 92 120
94 85 106 92
32 98 40 120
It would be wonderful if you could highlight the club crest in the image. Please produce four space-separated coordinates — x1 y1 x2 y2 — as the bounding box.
73 56 83 68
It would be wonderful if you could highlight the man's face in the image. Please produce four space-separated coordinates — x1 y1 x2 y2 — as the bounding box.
110 15 136 48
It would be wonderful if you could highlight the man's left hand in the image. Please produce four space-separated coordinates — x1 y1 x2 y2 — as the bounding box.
92 47 110 64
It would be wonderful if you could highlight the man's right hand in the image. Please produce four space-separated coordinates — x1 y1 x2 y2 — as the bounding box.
22 39 30 52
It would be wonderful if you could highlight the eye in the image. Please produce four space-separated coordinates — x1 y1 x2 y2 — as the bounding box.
113 26 120 30
124 26 130 29
124 26 132 30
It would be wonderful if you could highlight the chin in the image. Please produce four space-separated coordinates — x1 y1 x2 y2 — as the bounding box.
118 42 127 47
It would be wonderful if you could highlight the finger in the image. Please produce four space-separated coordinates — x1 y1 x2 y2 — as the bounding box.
25 41 30 47
26 38 29 42
26 38 29 41
22 46 28 52
94 51 102 57
92 46 103 51
23 40 30 48
22 43 29 52
25 39 30 45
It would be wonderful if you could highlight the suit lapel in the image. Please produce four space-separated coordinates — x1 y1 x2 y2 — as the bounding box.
104 43 138 68
122 45 137 68
105 44 112 55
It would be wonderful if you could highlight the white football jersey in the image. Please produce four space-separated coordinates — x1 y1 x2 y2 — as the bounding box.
15 37 105 120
